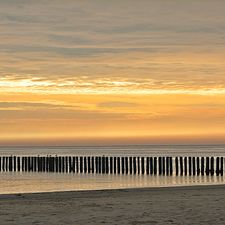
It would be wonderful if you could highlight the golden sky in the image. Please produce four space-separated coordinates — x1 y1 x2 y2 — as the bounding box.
1 0 225 145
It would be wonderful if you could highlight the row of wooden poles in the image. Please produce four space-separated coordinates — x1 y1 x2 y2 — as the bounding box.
0 156 224 176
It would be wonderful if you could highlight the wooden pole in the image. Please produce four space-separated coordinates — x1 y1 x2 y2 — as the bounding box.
180 157 183 176
150 157 153 175
117 157 120 174
110 157 113 174
210 157 214 176
129 157 133 175
14 156 16 172
159 157 162 176
166 157 169 176
216 157 220 176
88 157 91 173
192 157 196 176
114 157 117 174
162 157 165 175
188 157 192 176
95 156 99 174
206 157 210 176
137 157 140 174
80 156 83 173
17 157 20 172
175 157 179 176
106 157 109 174
122 157 125 174
221 157 224 176
133 157 136 174
125 157 129 174
84 156 87 173
141 157 145 175
91 156 95 173
196 157 200 176
184 157 187 176
146 157 150 175
169 157 173 175
201 157 205 176
154 157 157 175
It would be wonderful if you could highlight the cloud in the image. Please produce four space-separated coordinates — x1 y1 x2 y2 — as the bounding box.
97 101 139 108
0 101 72 111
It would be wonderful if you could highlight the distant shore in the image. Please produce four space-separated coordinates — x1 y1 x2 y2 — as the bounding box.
0 185 225 224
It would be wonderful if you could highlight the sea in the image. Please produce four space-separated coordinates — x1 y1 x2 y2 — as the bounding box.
0 144 225 194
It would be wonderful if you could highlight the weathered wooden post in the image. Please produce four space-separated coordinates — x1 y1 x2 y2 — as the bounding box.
133 157 137 174
221 157 224 176
72 156 75 173
42 157 46 172
166 157 169 176
141 157 145 175
117 157 121 174
33 156 36 172
169 157 173 176
61 156 64 173
84 157 87 173
64 156 68 173
88 157 91 173
21 157 24 172
106 157 109 174
188 157 192 176
150 157 153 175
216 157 220 176
55 156 58 173
99 156 102 174
192 157 196 176
14 156 16 172
95 156 99 174
24 157 27 172
76 157 79 173
58 156 62 173
28 156 31 172
110 157 113 174
80 156 83 173
206 157 210 175
114 157 117 174
125 157 129 174
159 157 162 175
184 157 187 176
175 157 179 176
137 157 140 174
9 156 12 172
91 156 94 173
31 157 34 172
162 157 165 175
201 157 204 175
129 157 133 174
196 157 200 176
122 157 125 174
102 156 105 174
17 157 20 172
154 157 157 175
211 157 214 176
180 157 183 176
146 157 150 175
0 157 1 172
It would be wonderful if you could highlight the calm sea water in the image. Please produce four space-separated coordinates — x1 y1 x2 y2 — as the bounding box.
0 145 225 194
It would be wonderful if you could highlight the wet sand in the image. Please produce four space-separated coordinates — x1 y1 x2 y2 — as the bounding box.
0 185 225 225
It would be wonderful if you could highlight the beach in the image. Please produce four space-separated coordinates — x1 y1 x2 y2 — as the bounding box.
0 185 225 225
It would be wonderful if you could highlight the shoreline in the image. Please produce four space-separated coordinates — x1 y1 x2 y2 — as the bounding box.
0 182 225 197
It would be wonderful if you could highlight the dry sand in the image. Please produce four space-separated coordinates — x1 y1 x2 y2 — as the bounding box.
0 185 225 225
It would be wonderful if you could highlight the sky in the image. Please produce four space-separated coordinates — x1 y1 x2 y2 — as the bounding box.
1 0 225 145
